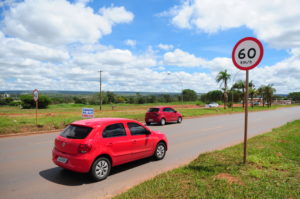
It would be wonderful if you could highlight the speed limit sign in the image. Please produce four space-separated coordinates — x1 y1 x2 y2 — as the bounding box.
232 37 263 70
33 89 39 102
232 37 264 164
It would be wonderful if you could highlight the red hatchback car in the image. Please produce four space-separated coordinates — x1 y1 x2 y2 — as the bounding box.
52 118 168 181
145 106 183 125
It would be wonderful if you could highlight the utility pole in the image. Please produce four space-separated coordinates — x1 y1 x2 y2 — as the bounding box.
98 70 103 110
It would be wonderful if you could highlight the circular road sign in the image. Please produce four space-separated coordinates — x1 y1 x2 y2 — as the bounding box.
33 89 39 102
232 37 263 70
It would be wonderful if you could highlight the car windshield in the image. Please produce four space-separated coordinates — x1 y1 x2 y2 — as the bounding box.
60 125 93 139
148 108 159 112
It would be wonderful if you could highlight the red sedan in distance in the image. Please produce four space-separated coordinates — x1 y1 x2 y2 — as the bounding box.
145 106 183 125
52 118 168 181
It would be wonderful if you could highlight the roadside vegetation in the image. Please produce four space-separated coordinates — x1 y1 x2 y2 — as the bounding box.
0 102 297 135
0 73 298 135
114 120 300 199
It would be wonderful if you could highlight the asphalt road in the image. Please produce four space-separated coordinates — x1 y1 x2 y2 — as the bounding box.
1 106 299 199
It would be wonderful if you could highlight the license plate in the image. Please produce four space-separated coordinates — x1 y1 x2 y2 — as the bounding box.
57 156 68 163
149 119 153 122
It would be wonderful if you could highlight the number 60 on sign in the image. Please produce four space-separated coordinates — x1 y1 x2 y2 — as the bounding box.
232 37 263 71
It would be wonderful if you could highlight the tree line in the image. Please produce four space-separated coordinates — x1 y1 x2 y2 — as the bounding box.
0 89 199 109
1 75 299 109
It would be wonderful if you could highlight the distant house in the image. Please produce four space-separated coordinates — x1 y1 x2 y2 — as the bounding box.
0 93 10 98
248 98 292 105
272 99 292 105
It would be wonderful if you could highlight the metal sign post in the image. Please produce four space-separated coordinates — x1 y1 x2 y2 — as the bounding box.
33 89 39 125
232 37 263 164
244 70 249 163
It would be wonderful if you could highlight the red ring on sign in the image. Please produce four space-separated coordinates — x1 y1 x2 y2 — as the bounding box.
232 37 264 71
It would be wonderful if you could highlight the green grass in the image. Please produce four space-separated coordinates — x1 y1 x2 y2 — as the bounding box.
114 120 300 199
0 103 298 134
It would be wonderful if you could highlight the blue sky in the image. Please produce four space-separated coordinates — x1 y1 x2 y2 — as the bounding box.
87 0 290 66
0 0 299 93
92 1 289 64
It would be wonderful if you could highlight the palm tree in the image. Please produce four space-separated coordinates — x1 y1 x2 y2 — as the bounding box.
216 70 231 109
232 80 245 108
257 85 265 107
264 84 276 107
258 84 276 107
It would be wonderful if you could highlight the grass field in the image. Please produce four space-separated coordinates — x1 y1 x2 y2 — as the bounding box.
114 120 300 199
0 103 297 135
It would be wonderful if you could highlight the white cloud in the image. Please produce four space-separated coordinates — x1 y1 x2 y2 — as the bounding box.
160 0 300 93
167 0 300 48
3 0 134 46
162 48 237 73
158 44 174 51
73 47 156 68
0 34 69 62
1 0 299 94
251 49 300 93
163 49 206 67
99 6 134 25
1 42 299 93
124 39 136 47
170 1 194 29
161 47 300 93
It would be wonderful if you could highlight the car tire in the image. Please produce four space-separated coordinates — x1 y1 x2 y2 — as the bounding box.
154 142 166 160
177 117 182 123
146 122 151 126
160 118 166 126
90 157 111 181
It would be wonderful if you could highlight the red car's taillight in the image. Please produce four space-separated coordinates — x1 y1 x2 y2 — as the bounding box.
78 144 92 154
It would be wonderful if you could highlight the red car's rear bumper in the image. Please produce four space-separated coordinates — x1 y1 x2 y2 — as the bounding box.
145 117 161 123
52 148 92 173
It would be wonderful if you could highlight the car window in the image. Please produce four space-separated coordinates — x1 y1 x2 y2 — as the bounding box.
148 108 159 112
102 123 126 138
128 122 149 136
163 108 175 112
60 125 93 139
169 108 176 112
163 108 169 112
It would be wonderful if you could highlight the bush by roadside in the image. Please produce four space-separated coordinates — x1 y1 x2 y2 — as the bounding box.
20 94 51 109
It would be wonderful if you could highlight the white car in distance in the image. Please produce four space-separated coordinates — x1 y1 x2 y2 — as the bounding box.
206 102 219 108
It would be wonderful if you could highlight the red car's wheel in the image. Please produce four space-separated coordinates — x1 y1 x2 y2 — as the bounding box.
160 118 166 126
154 142 166 160
177 117 182 123
90 157 111 181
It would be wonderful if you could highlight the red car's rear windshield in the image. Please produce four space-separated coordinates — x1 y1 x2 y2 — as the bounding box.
147 108 159 112
60 125 93 139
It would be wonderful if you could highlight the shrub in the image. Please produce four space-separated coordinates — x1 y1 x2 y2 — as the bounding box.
9 101 22 106
196 101 205 106
0 97 13 105
20 94 51 109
